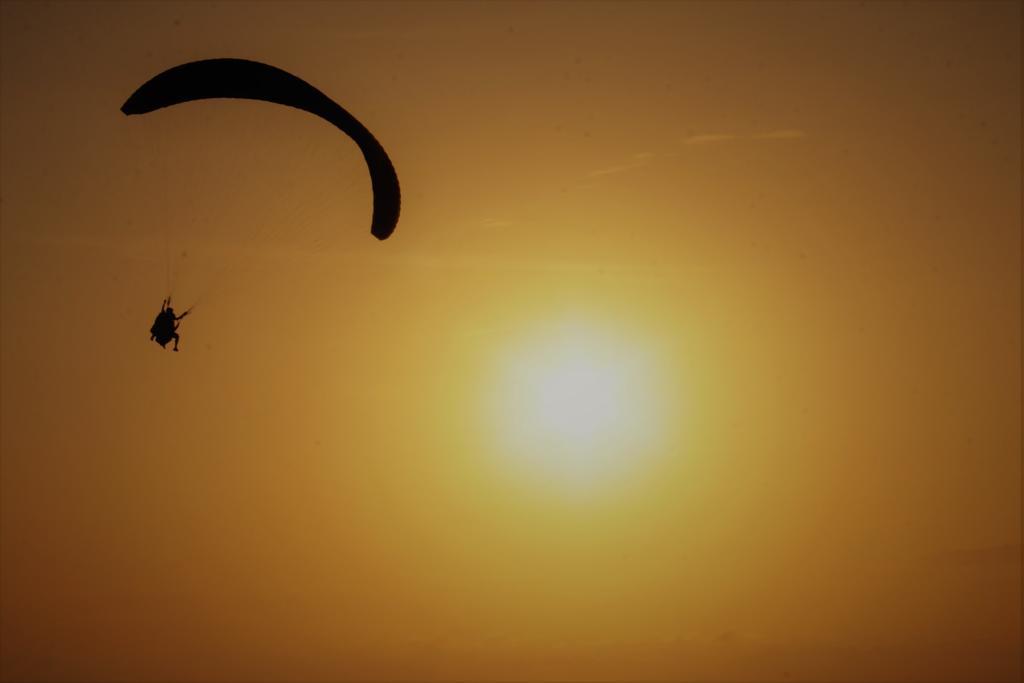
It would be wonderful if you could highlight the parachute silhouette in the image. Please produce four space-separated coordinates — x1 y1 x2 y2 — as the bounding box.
121 58 400 240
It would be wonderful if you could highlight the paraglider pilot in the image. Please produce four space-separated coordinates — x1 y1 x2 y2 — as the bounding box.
150 297 190 352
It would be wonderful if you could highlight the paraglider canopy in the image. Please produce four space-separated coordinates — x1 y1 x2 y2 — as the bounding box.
121 58 401 240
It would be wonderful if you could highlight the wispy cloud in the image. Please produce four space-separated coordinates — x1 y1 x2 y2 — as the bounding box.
588 162 643 178
683 130 807 145
683 133 737 145
588 151 656 177
586 127 807 181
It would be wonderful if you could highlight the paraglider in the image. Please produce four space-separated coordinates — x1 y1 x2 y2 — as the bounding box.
124 58 401 352
121 57 401 240
149 298 190 352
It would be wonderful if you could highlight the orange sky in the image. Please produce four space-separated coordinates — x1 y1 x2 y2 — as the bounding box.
1 2 1020 682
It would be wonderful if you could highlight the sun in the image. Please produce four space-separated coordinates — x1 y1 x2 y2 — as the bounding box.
492 320 664 489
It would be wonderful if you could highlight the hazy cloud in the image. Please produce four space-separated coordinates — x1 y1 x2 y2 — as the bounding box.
683 133 737 145
588 151 656 177
588 162 644 178
683 130 807 145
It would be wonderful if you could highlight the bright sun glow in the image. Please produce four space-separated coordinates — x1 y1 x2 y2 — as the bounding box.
493 320 664 489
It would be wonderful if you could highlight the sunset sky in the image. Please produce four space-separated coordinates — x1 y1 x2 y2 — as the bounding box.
1 2 1020 681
